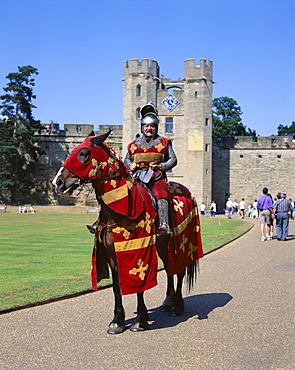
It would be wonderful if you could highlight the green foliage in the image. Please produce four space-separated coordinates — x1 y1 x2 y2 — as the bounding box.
212 96 257 138
0 66 45 203
277 121 295 138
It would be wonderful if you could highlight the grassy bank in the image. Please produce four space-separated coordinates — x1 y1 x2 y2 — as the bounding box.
0 212 252 311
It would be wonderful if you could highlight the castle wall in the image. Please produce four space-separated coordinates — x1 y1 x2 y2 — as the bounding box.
212 136 295 213
32 124 123 206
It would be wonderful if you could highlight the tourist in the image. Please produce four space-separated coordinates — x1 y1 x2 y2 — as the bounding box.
199 202 206 216
210 201 217 217
239 198 246 219
232 199 239 217
226 198 234 219
272 192 293 241
257 187 273 241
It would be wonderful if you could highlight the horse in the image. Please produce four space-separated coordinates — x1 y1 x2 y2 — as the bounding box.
53 129 203 334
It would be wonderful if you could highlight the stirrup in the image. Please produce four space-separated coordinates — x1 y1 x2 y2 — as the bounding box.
157 223 171 236
87 224 96 234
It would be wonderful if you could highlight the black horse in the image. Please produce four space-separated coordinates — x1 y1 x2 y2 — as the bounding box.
53 130 203 334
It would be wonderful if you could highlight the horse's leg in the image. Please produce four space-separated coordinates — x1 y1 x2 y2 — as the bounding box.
130 291 149 331
156 234 176 312
160 274 175 312
170 269 185 316
107 261 126 334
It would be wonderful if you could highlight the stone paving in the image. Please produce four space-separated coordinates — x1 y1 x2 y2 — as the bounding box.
1 218 294 369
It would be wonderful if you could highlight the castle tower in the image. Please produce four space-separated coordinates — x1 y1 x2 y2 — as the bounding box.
122 58 213 206
122 58 160 151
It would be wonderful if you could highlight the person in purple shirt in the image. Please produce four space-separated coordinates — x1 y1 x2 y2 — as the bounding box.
257 187 273 241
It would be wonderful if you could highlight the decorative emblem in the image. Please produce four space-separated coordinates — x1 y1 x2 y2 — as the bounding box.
155 143 165 152
168 183 182 194
88 159 107 178
162 94 180 112
173 198 184 215
179 234 188 252
129 259 149 280
188 242 198 260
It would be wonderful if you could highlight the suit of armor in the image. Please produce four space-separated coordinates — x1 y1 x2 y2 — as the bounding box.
124 101 177 235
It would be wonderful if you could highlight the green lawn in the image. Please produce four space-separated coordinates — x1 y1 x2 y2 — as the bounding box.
0 213 252 311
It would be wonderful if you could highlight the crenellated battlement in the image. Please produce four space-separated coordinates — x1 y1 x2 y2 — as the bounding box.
184 58 213 80
214 136 295 149
123 58 159 79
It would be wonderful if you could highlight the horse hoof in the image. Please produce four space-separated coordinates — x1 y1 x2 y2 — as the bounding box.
170 307 184 317
107 323 125 334
130 322 149 332
160 304 173 312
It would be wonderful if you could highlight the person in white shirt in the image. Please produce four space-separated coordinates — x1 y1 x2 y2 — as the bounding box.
239 198 246 219
200 202 206 216
226 198 234 219
210 201 217 217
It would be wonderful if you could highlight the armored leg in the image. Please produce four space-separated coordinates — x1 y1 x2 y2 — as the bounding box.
157 198 170 235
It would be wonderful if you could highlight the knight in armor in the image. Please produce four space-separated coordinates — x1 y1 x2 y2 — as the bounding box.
124 100 177 235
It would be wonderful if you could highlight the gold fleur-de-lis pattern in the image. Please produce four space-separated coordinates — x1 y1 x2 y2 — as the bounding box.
179 234 188 252
187 242 198 260
129 259 149 281
173 198 184 215
113 212 155 242
129 144 137 154
88 159 107 178
155 143 164 152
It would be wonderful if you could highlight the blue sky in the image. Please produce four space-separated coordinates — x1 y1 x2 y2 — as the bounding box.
1 0 294 136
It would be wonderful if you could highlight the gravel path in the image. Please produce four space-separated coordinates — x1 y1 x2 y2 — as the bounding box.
1 218 294 369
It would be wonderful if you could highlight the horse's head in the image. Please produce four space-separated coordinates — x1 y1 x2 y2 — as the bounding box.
53 129 127 195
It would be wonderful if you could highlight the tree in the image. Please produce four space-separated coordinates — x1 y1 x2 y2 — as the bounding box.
0 66 45 203
212 96 257 138
277 121 295 138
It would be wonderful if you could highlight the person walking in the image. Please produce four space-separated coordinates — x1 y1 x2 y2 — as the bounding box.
200 202 206 216
239 198 246 219
267 193 274 239
210 201 217 217
257 187 273 241
226 198 234 219
272 192 293 241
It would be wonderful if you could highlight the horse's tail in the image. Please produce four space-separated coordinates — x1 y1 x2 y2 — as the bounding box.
185 258 200 292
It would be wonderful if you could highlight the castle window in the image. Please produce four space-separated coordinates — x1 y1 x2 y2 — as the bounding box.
76 125 81 134
240 155 243 158
136 85 141 97
165 117 173 133
206 168 209 175
277 155 281 158
195 91 198 98
205 118 209 126
136 108 140 119
258 155 262 158
205 144 209 152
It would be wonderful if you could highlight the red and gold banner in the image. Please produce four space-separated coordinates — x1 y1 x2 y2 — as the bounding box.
167 182 203 276
92 185 158 295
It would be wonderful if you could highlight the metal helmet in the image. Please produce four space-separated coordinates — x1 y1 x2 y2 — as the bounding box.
140 100 159 135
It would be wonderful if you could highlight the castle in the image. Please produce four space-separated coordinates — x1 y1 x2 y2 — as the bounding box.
35 58 294 212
